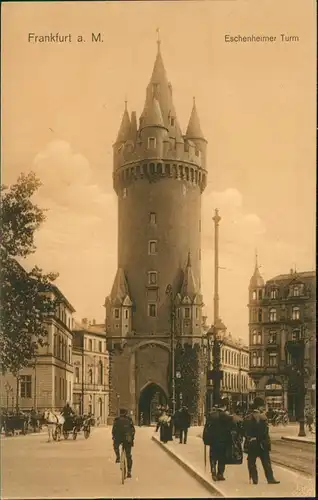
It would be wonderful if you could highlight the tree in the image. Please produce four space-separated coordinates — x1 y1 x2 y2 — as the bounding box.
0 172 58 376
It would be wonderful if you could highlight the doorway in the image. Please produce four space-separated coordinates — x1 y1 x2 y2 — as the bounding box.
138 383 167 426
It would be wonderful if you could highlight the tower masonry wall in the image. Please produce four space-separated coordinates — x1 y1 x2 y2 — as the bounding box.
117 174 202 335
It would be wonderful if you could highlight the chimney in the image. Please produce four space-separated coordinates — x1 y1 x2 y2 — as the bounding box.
82 318 88 326
92 319 96 325
290 268 294 275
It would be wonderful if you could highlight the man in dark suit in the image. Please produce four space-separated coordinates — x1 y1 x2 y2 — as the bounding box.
202 398 233 481
112 408 135 478
243 398 280 485
178 406 191 444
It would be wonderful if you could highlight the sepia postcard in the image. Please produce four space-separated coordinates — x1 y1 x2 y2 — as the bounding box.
0 0 316 498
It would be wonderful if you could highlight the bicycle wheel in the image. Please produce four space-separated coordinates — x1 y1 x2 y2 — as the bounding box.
120 448 127 484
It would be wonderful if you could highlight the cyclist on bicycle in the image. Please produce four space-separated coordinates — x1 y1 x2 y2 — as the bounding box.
112 408 135 478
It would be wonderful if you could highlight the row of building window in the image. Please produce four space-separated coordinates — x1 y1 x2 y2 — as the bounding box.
252 328 304 345
56 306 72 330
54 375 71 401
251 306 301 323
250 352 278 367
252 285 303 301
74 362 104 385
113 306 200 320
86 339 105 353
220 372 250 391
221 349 249 368
53 333 72 364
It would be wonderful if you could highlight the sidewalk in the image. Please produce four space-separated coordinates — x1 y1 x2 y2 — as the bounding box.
279 427 315 445
152 434 315 498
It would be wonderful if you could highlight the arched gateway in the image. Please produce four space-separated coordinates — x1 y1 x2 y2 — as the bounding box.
138 383 168 426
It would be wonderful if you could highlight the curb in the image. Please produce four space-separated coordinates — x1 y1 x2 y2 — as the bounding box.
152 436 224 497
281 436 315 445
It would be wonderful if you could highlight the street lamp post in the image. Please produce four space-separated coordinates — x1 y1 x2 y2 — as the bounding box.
166 284 176 415
212 327 223 407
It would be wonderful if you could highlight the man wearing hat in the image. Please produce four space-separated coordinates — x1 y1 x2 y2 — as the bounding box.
112 408 135 478
203 397 234 481
243 398 279 485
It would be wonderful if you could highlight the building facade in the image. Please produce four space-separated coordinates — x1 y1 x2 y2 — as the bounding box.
105 39 208 424
72 319 109 424
0 284 75 412
248 261 316 418
220 333 255 409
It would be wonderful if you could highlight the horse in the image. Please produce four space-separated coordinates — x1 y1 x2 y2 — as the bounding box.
43 410 64 442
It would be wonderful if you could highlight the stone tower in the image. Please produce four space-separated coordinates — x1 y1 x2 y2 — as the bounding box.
105 39 208 424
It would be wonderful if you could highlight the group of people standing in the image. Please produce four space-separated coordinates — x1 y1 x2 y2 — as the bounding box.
156 405 191 444
203 397 280 485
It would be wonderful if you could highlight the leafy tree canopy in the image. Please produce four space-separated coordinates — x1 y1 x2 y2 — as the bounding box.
0 172 58 375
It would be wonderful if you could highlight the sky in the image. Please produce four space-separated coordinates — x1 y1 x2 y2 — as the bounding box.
2 0 316 341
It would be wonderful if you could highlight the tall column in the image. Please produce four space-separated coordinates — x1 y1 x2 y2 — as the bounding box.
213 209 221 324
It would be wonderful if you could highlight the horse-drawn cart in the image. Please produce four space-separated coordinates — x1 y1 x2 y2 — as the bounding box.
2 413 29 436
72 415 92 440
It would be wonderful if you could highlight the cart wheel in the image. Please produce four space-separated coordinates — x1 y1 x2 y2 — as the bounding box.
84 428 90 439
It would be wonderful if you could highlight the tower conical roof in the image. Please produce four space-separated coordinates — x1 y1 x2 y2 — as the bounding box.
110 268 130 302
181 251 197 297
115 103 131 144
142 97 165 128
141 40 182 140
249 252 264 288
186 98 205 140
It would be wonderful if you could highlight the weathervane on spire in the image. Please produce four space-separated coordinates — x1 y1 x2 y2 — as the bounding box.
124 97 128 111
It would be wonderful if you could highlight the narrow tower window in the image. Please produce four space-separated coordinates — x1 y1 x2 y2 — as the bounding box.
114 309 120 319
170 117 175 126
148 137 156 150
184 308 190 319
148 240 157 255
148 271 158 285
149 212 157 224
148 304 157 317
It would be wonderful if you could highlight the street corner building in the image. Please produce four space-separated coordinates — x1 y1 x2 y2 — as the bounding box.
105 39 208 425
0 282 75 413
248 258 316 418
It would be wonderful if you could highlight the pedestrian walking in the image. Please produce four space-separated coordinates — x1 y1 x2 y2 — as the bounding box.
158 409 172 443
155 405 163 432
243 398 280 485
203 398 241 481
178 406 191 444
112 408 135 479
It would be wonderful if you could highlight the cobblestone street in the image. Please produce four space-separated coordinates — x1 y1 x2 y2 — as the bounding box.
1 426 213 499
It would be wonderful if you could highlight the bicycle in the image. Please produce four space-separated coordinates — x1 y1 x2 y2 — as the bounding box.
120 444 128 484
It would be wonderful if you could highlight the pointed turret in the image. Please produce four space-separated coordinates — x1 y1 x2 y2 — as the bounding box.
110 268 130 303
181 251 197 298
140 37 182 140
129 111 137 141
115 101 131 144
249 251 264 288
141 97 166 129
186 97 205 140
